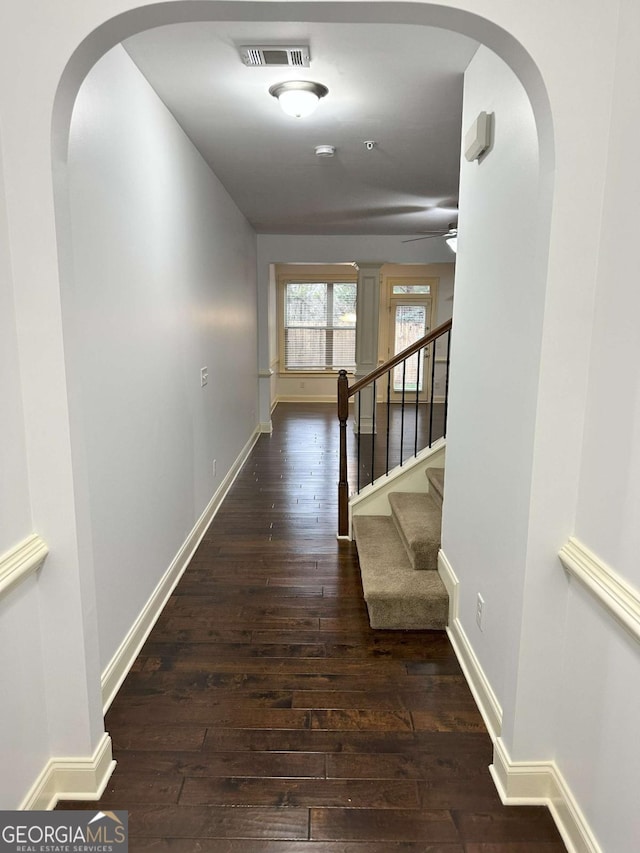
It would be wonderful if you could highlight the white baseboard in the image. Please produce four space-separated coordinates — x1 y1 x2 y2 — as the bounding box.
440 548 601 853
20 733 115 811
101 427 260 712
437 549 502 740
276 394 337 403
490 737 602 853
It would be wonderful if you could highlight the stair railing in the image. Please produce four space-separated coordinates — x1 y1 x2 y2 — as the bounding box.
337 318 452 536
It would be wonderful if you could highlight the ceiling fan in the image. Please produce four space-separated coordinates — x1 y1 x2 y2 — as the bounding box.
402 222 458 244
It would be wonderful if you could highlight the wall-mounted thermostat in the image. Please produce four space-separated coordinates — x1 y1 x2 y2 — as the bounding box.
464 111 492 162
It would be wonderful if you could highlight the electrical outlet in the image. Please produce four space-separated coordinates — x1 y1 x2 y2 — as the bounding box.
200 367 208 387
212 459 216 477
476 593 485 631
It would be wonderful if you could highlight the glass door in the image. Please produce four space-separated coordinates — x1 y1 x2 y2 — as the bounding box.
389 298 432 400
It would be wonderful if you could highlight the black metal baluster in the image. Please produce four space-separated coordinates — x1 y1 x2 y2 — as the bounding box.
386 371 391 477
400 360 406 466
337 370 350 536
444 330 451 438
414 347 421 457
371 380 376 485
357 390 362 493
428 339 436 447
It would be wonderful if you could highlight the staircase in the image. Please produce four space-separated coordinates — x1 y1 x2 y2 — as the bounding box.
336 318 453 630
352 466 448 629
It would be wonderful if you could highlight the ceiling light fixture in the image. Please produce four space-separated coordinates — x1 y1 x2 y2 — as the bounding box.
269 81 328 118
446 236 458 253
315 144 335 158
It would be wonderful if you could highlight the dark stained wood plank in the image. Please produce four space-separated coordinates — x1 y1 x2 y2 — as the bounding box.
171 584 326 599
180 777 420 808
141 626 253 644
464 845 568 853
149 615 322 635
109 726 207 752
310 808 459 842
131 841 466 852
411 709 486 732
141 642 328 660
418 778 504 810
84 772 183 805
114 750 326 779
309 709 413 731
327 746 491 780
128 805 309 839
141 657 410 676
293 686 477 711
107 701 310 729
293 690 407 710
452 810 564 843
201 728 490 756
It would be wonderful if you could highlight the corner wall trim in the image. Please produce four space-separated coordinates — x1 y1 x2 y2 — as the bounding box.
490 737 602 853
101 427 261 712
559 536 640 643
20 733 115 811
0 534 49 600
437 549 503 740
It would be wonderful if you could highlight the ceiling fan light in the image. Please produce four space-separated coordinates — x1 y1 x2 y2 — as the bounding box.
269 81 328 118
445 236 458 253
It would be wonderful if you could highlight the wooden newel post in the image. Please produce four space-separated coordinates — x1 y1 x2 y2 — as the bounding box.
337 369 350 537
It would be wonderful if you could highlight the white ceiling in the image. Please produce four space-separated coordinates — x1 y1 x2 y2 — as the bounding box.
124 22 478 236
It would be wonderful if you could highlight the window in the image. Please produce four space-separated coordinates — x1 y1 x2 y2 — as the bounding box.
391 283 431 294
283 281 357 370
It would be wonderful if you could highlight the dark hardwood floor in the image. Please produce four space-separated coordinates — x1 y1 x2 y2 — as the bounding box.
58 403 565 852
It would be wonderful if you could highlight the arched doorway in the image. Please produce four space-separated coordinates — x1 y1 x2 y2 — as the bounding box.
7 0 569 812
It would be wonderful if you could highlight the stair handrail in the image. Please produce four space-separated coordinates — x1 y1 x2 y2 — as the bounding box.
347 319 452 397
337 318 452 536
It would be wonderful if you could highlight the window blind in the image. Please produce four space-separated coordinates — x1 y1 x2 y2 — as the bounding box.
284 281 356 370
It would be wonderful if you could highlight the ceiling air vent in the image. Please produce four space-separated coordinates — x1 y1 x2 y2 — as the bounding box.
239 45 311 67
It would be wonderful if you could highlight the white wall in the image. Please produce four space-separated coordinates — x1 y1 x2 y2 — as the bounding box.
444 30 640 852
67 45 258 673
558 0 640 847
0 142 31 552
442 44 542 706
575 0 640 589
0 137 51 807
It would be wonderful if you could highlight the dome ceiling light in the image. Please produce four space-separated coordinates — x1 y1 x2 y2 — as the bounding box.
315 144 336 157
269 81 329 118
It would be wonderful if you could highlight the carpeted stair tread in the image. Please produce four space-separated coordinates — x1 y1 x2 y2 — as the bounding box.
388 491 441 570
353 515 448 630
426 467 445 509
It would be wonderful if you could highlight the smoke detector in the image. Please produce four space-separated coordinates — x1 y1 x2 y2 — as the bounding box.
239 45 311 67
